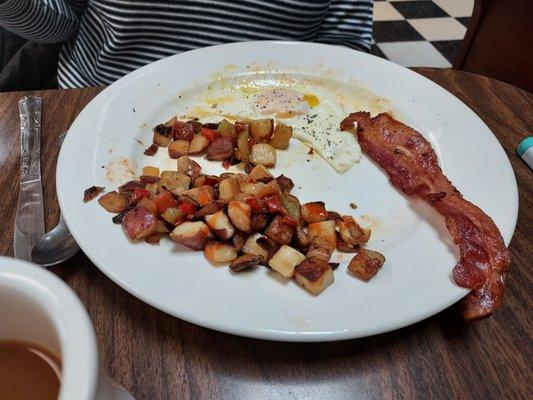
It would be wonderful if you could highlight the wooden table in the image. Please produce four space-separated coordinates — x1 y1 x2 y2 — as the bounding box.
0 68 531 399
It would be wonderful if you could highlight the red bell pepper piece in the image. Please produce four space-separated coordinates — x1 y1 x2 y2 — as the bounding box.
202 176 219 186
234 121 247 134
263 193 283 213
178 201 196 216
245 196 262 213
282 215 298 227
154 191 178 214
200 128 219 142
247 137 257 150
132 188 150 202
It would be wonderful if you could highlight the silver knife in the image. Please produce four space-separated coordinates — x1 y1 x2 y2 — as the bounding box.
14 96 45 261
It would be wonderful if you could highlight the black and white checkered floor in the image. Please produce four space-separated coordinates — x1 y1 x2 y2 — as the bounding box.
372 0 474 67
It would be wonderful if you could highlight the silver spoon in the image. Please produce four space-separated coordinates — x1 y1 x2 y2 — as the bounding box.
31 133 80 266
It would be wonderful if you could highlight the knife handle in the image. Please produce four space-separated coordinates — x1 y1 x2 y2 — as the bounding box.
19 96 42 183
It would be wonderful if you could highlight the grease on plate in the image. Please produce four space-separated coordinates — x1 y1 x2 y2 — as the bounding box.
105 157 137 184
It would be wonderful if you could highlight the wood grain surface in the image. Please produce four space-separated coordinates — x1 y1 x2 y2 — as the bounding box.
0 69 531 400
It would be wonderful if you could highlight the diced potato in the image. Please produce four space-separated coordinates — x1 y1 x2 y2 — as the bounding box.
173 120 195 141
269 123 292 150
295 225 309 248
227 201 251 233
238 173 257 182
204 210 235 241
145 233 161 244
144 143 159 156
140 173 160 186
276 174 294 193
250 213 269 232
348 249 386 281
306 236 335 262
158 171 191 196
194 174 220 188
176 155 190 174
239 181 270 198
220 172 248 181
247 165 274 182
259 236 280 263
238 177 256 193
256 180 280 198
237 126 250 162
307 220 336 247
142 166 160 177
197 186 215 206
230 254 262 272
137 197 157 214
204 242 238 263
336 234 359 253
155 220 169 233
160 207 185 225
206 137 234 160
250 143 276 167
233 193 251 203
217 119 237 139
176 156 201 179
218 178 240 202
301 202 328 224
117 180 143 196
264 215 293 245
98 191 127 213
327 211 342 222
168 140 189 159
145 182 158 197
182 186 215 206
294 258 334 296
242 233 269 261
170 221 212 250
232 232 247 252
153 124 173 147
280 193 301 222
195 203 223 218
337 216 371 245
268 245 306 278
189 134 209 154
249 119 273 143
122 207 157 241
140 174 160 185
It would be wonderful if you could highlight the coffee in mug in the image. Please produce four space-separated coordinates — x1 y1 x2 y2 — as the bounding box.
0 339 61 400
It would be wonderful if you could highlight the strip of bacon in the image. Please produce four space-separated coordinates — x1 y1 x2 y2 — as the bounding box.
341 112 510 321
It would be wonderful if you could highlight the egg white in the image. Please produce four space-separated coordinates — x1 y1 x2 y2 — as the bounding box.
250 87 361 173
175 74 392 173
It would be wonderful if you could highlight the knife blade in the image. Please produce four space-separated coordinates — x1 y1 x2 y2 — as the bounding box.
14 96 45 261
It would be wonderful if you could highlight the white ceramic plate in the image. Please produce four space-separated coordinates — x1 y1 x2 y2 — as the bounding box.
57 42 517 342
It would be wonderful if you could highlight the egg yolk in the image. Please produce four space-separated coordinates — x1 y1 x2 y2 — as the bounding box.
303 94 319 107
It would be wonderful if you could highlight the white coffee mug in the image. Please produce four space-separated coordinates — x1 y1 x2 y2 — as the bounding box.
0 256 134 400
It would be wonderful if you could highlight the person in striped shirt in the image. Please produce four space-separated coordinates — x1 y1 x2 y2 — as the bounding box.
0 0 373 88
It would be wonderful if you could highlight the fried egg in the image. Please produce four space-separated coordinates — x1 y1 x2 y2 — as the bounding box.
176 74 392 173
250 87 360 173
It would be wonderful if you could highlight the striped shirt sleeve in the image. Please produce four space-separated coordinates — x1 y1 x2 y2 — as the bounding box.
0 0 83 43
314 0 373 52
